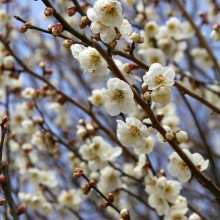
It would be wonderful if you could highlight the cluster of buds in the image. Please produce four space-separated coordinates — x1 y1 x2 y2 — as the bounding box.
76 119 96 139
19 22 31 33
165 130 188 144
129 32 144 43
48 23 64 36
119 208 130 220
100 193 115 208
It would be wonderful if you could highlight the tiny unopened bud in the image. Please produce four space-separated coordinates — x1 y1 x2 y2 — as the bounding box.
81 182 91 195
76 128 87 138
19 25 28 33
80 16 90 29
86 123 94 133
156 112 164 122
108 41 117 49
2 116 8 123
123 45 131 52
129 32 140 42
120 209 130 219
44 7 55 16
73 167 84 177
165 131 175 141
63 39 74 48
143 91 151 103
0 174 7 186
100 202 109 208
175 130 188 144
44 69 53 75
78 119 85 125
52 23 64 36
48 24 53 32
17 203 26 215
142 83 148 90
0 199 5 206
39 62 45 69
67 6 76 16
108 193 114 202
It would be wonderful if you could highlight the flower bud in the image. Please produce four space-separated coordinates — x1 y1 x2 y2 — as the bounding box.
143 91 151 103
67 6 76 16
0 174 7 186
63 39 74 48
165 131 175 141
0 199 5 206
99 202 109 208
81 182 91 195
175 130 188 143
17 203 26 215
80 16 90 29
48 24 53 32
19 24 28 33
108 193 114 202
52 23 64 36
123 45 132 52
73 167 84 177
44 7 55 16
120 209 130 219
3 55 14 69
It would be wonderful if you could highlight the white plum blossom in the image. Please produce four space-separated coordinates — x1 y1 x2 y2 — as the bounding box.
21 87 36 99
97 166 121 194
58 189 81 208
151 86 172 108
138 48 165 66
190 48 213 70
148 193 169 216
143 63 175 90
87 8 116 43
103 78 136 116
93 0 123 27
117 117 148 150
71 44 109 75
134 136 154 155
118 19 133 43
168 149 209 182
144 21 159 38
89 88 105 106
79 136 122 170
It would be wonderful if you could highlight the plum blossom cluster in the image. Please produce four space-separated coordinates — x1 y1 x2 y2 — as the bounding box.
143 63 175 108
0 0 219 219
87 0 134 43
168 149 209 182
145 173 201 220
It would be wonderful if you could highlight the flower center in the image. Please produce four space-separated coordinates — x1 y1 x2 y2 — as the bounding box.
111 89 125 102
179 161 189 170
104 3 117 15
129 125 140 137
90 53 101 66
153 74 165 85
150 56 160 63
